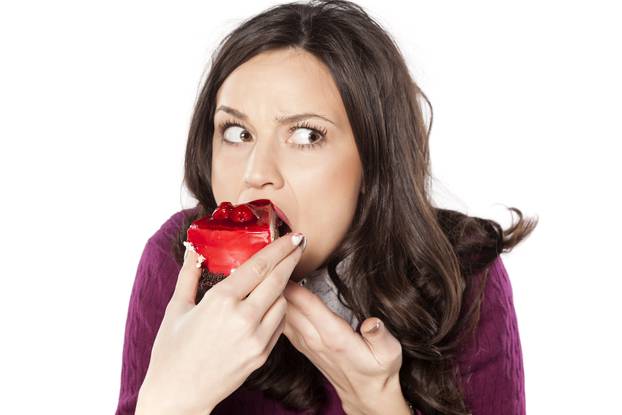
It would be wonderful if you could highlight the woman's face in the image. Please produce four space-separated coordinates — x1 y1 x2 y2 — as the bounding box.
211 47 363 280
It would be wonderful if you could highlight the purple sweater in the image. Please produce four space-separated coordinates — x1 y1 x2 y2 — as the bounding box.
115 209 526 415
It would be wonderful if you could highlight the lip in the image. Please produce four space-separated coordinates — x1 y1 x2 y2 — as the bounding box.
238 198 293 232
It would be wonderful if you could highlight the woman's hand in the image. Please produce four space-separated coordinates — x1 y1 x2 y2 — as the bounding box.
282 281 409 415
135 232 306 415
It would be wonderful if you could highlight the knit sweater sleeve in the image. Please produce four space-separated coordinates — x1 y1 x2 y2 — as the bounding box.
454 255 526 415
114 210 189 415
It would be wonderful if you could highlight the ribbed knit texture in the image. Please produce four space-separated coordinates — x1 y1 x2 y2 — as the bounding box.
114 209 525 415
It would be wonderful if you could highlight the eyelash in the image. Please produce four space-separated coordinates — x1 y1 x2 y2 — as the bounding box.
216 119 328 150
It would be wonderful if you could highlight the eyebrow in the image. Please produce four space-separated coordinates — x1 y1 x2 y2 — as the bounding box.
215 105 336 126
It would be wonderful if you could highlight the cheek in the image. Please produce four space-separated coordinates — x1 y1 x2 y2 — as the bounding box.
210 150 242 201
295 152 361 252
210 159 225 198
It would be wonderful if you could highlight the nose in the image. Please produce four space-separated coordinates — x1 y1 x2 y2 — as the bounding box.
243 135 284 190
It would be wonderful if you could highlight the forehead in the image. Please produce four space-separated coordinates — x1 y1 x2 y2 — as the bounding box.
215 48 346 124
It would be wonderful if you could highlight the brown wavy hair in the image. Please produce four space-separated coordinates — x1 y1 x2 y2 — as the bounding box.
170 1 538 414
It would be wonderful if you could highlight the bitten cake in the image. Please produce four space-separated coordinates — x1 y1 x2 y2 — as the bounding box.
184 199 292 304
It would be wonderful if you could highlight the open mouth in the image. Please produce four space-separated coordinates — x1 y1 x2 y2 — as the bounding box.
277 217 292 237
272 202 293 237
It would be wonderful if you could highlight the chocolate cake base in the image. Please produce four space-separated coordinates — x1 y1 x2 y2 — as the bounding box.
195 269 227 304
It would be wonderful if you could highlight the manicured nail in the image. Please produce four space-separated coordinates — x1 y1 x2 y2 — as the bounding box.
195 254 205 268
291 233 304 247
183 241 195 261
365 320 382 334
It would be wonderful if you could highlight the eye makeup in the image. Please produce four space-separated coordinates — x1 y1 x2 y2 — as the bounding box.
216 118 328 150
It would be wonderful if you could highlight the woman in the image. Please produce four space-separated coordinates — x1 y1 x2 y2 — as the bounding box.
116 1 537 414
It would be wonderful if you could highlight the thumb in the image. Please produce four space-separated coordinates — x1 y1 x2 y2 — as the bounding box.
170 241 203 310
360 318 403 370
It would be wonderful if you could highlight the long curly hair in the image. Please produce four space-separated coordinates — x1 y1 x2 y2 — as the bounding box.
170 1 538 414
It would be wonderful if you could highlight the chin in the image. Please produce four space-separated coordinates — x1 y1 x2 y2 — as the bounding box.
290 265 304 282
291 261 312 281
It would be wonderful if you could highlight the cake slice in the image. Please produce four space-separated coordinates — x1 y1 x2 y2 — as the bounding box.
184 199 291 304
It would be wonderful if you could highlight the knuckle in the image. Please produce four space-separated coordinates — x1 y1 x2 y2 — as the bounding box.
212 287 236 309
240 303 260 323
249 335 266 359
250 257 270 278
330 336 348 353
231 308 253 329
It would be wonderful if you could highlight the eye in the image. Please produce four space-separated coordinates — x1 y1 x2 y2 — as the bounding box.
216 119 328 150
288 121 328 150
290 128 322 146
219 120 251 144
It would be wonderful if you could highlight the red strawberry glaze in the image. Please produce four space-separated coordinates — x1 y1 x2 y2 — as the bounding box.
186 199 282 276
229 204 256 223
212 201 233 221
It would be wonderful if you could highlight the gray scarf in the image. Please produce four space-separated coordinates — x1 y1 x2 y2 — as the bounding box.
297 254 360 331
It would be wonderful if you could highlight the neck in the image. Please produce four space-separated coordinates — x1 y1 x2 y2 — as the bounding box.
298 254 360 331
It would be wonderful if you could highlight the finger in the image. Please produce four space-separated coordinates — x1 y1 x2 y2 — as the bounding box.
359 318 403 371
283 281 350 343
169 241 202 309
255 294 287 344
241 241 304 321
285 297 369 370
217 232 305 300
261 314 286 359
283 298 320 350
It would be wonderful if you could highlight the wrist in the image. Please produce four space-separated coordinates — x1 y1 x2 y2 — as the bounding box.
136 382 214 415
367 379 412 415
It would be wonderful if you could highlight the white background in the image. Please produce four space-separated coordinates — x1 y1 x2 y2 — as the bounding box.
1 1 620 413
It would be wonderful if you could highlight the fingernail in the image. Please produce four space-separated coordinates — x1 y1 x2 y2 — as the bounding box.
291 233 304 247
183 241 194 261
365 320 382 334
195 254 205 268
